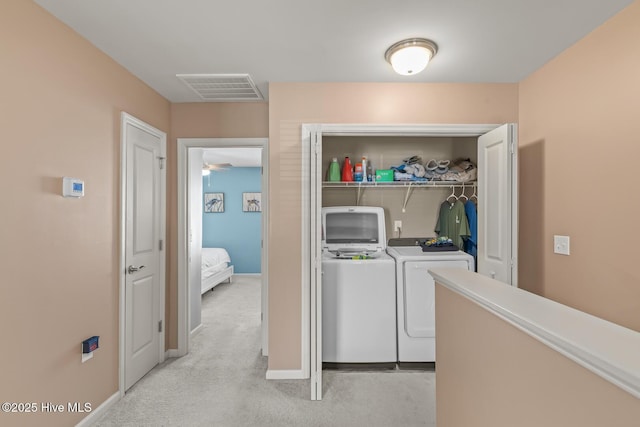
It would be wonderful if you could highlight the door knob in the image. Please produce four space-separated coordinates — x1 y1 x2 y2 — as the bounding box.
128 265 145 274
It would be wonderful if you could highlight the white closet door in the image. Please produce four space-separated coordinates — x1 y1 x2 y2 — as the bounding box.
477 123 518 286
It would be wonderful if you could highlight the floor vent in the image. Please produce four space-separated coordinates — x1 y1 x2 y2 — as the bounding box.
176 74 263 102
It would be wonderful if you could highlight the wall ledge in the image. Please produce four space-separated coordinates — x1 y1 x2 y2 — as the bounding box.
429 268 640 399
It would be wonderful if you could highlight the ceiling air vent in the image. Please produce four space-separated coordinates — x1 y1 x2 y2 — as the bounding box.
176 74 264 102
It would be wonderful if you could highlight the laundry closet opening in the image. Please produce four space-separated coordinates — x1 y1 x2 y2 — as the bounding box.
304 124 517 400
321 136 478 371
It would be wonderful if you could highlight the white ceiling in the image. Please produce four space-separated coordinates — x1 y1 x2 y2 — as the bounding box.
35 0 633 102
203 148 262 168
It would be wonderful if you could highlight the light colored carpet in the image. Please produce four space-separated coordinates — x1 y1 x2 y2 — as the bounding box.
95 275 435 426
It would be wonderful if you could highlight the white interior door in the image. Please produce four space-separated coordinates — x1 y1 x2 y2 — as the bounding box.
123 115 165 391
477 123 518 286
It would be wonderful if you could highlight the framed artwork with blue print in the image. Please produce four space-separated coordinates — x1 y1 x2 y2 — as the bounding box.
204 192 224 213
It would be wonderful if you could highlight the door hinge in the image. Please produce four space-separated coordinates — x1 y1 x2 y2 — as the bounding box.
509 141 515 154
158 156 166 169
158 320 163 333
159 239 163 251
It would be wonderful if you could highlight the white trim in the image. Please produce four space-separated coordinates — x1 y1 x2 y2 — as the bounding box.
165 349 180 359
430 268 640 400
509 124 519 287
190 323 204 337
119 112 166 397
265 369 306 380
260 146 269 356
317 123 498 137
300 125 318 383
177 138 269 358
301 123 505 401
75 391 119 427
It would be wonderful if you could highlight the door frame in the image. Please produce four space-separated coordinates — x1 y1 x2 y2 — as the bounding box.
302 123 505 400
119 112 167 397
177 138 269 357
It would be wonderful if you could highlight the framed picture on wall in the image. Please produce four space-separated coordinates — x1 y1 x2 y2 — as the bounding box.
242 192 261 212
204 192 224 213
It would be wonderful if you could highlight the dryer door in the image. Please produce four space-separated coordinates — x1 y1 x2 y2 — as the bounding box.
404 260 470 338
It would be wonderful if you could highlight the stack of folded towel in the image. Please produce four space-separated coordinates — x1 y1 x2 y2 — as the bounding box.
392 155 428 181
391 157 477 182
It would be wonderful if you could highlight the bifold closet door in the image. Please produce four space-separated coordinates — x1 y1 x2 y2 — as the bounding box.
477 123 518 287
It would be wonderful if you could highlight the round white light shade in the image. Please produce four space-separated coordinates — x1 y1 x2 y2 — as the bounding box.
385 39 438 76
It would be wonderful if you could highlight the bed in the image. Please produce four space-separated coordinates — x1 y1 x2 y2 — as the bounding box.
201 247 234 294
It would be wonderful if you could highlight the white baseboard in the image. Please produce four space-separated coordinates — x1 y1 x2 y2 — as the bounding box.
75 391 119 427
190 323 204 337
165 349 180 358
266 369 306 380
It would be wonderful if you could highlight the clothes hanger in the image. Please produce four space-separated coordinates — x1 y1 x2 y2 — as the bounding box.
446 185 458 204
470 183 478 203
458 183 468 202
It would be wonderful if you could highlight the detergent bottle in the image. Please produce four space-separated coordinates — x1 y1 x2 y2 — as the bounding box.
327 158 341 181
354 162 364 182
341 156 354 181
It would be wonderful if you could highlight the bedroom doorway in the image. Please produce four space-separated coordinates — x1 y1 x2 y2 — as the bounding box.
177 138 269 357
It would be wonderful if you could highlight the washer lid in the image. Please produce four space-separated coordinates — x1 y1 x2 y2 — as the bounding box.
322 206 386 253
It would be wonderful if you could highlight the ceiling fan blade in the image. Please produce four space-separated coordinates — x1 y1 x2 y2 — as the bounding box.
203 162 232 170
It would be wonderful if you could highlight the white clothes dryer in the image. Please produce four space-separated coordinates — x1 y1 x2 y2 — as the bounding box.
321 206 397 363
387 243 474 362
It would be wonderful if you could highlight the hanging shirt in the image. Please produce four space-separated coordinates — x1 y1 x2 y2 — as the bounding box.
435 200 470 250
464 200 477 257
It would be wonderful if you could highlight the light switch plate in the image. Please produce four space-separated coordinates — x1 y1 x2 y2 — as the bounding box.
554 235 570 255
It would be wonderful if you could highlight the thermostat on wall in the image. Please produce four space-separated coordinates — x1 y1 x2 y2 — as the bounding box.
62 177 85 198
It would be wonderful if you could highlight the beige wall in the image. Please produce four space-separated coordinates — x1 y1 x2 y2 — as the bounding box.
0 1 170 426
268 83 518 369
5 0 638 420
435 284 640 426
518 1 640 332
167 103 268 347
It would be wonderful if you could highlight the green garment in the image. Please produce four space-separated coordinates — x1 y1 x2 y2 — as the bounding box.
435 200 470 250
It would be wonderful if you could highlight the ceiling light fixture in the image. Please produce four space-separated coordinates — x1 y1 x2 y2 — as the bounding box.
385 38 438 76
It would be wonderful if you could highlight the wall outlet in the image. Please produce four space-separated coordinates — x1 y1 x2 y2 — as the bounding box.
394 220 402 232
554 235 570 255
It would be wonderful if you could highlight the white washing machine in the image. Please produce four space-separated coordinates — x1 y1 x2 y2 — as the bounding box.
321 206 396 363
387 242 474 362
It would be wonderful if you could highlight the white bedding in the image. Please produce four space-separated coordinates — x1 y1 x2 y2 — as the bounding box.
201 247 231 277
